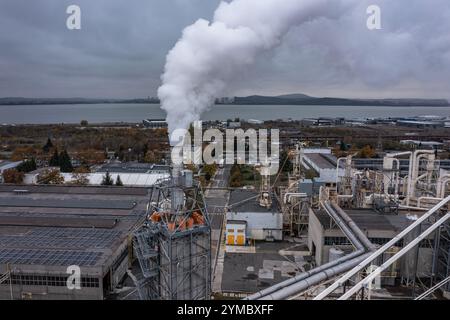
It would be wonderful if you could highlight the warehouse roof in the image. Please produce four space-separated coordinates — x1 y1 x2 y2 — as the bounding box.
313 209 411 232
95 162 170 174
228 189 279 214
0 185 148 272
304 153 337 170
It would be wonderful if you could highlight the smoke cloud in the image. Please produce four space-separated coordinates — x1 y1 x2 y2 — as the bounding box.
158 0 353 140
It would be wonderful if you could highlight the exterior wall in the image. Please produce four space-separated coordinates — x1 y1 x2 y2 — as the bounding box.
226 211 283 241
308 215 434 282
226 223 246 246
23 172 169 187
307 208 324 265
0 271 103 300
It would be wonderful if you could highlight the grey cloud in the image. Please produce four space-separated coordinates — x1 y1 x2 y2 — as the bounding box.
0 0 449 100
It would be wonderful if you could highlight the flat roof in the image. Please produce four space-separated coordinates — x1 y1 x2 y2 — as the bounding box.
304 153 336 170
229 190 279 214
222 241 307 294
0 185 149 271
313 209 411 232
95 162 170 174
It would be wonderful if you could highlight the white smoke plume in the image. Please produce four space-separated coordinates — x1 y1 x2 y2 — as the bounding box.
158 0 353 142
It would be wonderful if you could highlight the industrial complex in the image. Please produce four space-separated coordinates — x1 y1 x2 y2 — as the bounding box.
1 129 450 301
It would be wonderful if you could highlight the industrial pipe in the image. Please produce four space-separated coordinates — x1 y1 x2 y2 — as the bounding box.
315 195 450 300
339 213 450 300
330 202 376 251
246 201 373 300
283 192 307 204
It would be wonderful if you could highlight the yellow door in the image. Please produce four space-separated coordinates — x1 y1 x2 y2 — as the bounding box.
236 235 245 246
227 234 235 245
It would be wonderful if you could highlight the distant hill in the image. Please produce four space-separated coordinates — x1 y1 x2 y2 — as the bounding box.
232 94 449 107
276 93 313 100
1 94 448 107
0 97 159 105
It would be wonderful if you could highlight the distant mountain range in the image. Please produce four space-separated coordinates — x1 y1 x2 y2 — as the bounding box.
231 94 450 106
0 97 159 105
0 94 448 106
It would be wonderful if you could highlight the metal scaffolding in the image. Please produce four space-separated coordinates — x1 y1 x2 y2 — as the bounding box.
132 178 211 300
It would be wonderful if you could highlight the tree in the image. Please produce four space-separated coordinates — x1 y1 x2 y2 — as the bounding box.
17 158 37 173
42 138 53 153
115 175 123 186
11 146 36 161
203 164 217 179
80 120 88 126
71 167 90 185
358 145 376 159
280 150 293 173
49 148 60 167
143 150 158 163
2 169 24 184
101 171 114 186
59 150 73 173
37 169 64 185
229 165 243 187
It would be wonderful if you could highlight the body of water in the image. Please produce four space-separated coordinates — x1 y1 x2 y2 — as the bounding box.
0 103 449 124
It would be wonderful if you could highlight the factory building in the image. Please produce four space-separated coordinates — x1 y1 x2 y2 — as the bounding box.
226 190 283 242
22 163 170 187
142 119 168 129
396 120 445 129
308 208 434 282
301 148 344 183
0 185 149 300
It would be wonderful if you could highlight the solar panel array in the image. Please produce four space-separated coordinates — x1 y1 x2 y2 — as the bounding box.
0 228 121 250
0 248 101 266
0 228 124 267
0 198 136 210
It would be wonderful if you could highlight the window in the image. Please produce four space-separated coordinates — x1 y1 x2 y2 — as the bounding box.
4 274 100 288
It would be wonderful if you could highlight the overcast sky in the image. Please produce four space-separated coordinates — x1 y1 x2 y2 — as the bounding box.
0 0 449 99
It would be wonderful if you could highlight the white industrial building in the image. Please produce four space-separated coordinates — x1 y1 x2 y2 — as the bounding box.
301 148 344 183
22 163 170 187
226 190 283 242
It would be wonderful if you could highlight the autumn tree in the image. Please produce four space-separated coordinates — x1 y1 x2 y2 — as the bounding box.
71 167 90 185
2 169 25 184
203 164 218 181
358 145 376 159
11 146 36 162
37 168 64 185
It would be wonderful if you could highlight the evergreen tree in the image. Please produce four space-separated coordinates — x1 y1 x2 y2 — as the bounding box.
101 171 114 186
115 175 123 186
49 148 60 167
42 138 53 153
17 158 37 173
59 150 73 173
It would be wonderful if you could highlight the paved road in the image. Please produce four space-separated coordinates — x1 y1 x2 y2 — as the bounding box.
204 165 231 283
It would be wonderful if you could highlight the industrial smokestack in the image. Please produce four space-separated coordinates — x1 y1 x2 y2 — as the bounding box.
158 0 353 137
